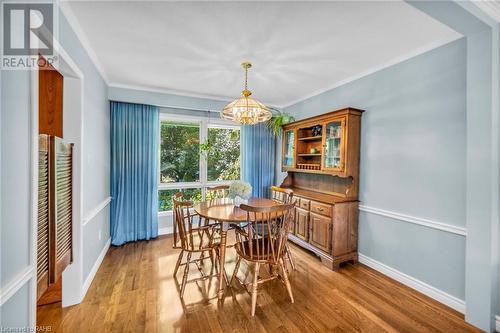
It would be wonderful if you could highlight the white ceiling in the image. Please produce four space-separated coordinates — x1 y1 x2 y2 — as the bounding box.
61 1 461 107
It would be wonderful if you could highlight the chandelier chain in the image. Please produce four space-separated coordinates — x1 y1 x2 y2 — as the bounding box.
244 66 248 91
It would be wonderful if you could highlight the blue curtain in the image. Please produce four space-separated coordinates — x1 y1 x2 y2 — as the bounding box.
110 101 159 246
241 123 276 198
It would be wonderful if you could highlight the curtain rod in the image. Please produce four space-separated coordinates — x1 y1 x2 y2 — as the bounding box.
109 99 222 113
159 105 221 113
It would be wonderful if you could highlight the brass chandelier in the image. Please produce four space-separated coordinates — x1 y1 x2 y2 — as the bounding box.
221 62 272 125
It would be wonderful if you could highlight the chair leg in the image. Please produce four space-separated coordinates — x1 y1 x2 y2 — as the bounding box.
180 252 192 298
230 256 241 286
251 262 260 316
286 245 296 271
279 258 294 303
214 246 230 287
173 216 178 248
212 248 219 274
174 250 184 276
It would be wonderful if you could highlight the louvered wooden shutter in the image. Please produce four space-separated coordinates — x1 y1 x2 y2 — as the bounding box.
37 135 50 299
49 136 73 282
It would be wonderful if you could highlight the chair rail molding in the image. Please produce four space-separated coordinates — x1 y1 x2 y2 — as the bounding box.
82 196 112 226
358 205 467 236
0 266 36 306
358 253 466 314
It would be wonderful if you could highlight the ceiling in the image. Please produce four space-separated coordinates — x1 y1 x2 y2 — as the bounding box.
61 1 461 107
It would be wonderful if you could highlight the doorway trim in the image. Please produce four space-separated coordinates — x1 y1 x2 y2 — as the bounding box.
29 36 85 324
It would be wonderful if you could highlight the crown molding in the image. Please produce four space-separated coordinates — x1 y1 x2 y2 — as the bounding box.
108 82 282 110
108 82 233 104
58 2 110 84
281 32 463 109
472 0 500 23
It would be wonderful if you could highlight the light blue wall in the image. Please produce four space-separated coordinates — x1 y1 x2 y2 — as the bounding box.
285 39 467 299
0 284 30 328
0 71 32 290
0 69 33 327
58 10 110 281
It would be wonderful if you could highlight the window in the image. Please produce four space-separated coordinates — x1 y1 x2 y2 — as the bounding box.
158 114 240 213
207 127 240 181
158 188 202 212
160 122 200 183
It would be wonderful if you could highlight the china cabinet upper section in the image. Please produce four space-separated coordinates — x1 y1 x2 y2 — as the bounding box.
281 107 364 178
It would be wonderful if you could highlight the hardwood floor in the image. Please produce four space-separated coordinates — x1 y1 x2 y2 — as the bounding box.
37 235 481 332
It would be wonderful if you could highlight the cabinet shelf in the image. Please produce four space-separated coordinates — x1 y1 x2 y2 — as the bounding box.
298 136 322 141
298 153 322 157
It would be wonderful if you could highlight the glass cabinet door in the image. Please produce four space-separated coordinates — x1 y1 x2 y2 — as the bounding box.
323 119 345 171
283 129 295 169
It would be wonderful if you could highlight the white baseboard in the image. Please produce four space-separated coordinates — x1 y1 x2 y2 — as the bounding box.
158 227 173 235
358 253 466 314
81 238 111 301
496 315 500 332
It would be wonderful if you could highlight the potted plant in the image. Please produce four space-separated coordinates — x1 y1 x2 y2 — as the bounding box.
228 181 252 207
266 110 295 137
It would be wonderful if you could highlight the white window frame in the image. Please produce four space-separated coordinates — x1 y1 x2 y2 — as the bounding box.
158 112 241 215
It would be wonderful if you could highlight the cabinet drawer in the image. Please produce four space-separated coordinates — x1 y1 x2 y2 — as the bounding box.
310 201 332 217
298 198 310 210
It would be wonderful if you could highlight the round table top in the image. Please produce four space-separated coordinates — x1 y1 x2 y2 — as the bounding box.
193 197 279 222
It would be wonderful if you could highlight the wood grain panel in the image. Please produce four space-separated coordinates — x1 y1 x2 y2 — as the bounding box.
310 200 332 217
292 172 353 197
295 207 309 241
309 212 332 252
39 68 63 137
332 202 359 257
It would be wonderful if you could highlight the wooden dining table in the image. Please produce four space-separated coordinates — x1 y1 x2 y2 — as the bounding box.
193 197 281 300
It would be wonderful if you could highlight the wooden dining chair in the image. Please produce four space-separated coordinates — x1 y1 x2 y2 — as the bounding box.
172 195 221 297
205 184 231 232
271 186 296 271
230 203 295 316
172 192 199 248
206 185 231 205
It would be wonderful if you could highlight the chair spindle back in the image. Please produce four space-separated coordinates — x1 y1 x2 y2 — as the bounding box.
236 204 295 263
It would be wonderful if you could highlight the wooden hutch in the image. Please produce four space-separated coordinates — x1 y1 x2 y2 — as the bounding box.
279 107 363 270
